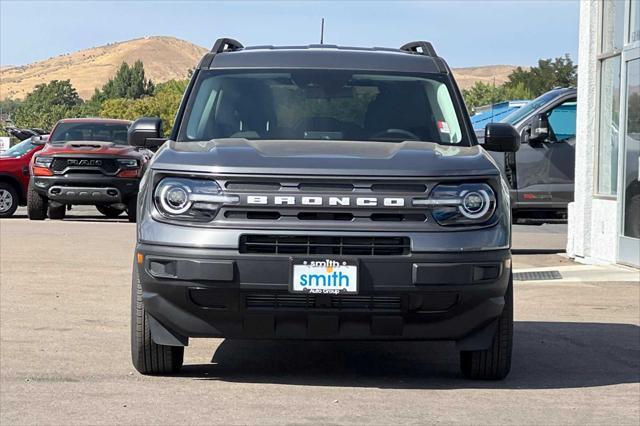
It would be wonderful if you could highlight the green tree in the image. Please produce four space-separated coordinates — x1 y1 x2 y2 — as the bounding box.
505 54 576 97
100 79 188 136
13 80 84 129
462 81 503 113
92 60 154 103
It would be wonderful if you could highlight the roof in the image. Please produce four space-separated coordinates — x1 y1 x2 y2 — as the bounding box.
56 118 132 125
201 45 449 74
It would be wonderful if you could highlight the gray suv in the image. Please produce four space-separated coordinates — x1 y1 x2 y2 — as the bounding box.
129 38 520 380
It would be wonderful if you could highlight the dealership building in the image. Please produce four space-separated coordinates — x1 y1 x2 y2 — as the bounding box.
567 0 639 267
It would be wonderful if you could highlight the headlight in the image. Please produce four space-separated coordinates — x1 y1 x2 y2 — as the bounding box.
154 177 239 222
34 156 53 168
117 158 138 168
413 183 496 225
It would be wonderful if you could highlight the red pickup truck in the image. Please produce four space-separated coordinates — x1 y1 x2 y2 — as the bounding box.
0 129 47 218
28 118 153 221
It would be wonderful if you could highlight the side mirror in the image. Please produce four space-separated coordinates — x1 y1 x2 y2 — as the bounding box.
31 135 47 146
530 113 549 142
482 123 520 152
128 117 166 150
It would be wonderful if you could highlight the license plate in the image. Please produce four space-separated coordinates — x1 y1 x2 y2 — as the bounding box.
291 259 358 294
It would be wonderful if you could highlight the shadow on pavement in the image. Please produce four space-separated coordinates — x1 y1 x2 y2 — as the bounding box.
179 321 640 389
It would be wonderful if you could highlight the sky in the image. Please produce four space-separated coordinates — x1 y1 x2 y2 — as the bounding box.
0 0 580 68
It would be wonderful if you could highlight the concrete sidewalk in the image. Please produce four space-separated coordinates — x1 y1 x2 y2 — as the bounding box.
514 256 639 283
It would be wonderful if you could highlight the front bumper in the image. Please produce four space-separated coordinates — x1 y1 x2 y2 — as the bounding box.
33 175 139 204
136 243 511 348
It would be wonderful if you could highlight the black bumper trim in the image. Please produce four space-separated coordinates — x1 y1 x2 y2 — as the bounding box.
136 244 511 343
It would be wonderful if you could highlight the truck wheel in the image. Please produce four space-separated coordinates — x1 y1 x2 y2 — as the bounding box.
96 205 124 218
48 204 66 220
460 272 513 380
27 180 48 220
0 182 19 218
127 197 137 223
131 262 183 375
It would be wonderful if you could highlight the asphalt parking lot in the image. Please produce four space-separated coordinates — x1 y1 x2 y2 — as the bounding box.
1 208 638 425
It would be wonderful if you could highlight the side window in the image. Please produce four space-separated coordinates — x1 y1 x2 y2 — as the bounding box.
546 99 577 142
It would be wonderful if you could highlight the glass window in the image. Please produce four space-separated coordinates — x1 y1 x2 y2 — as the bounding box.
602 0 626 53
622 58 640 238
597 56 622 195
547 101 577 141
49 122 130 145
0 138 37 158
631 0 640 43
180 70 465 146
501 90 561 125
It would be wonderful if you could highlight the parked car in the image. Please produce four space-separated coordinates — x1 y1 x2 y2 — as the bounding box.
0 129 48 218
128 38 520 380
477 88 577 224
28 118 153 221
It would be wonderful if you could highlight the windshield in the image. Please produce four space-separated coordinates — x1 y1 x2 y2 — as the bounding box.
49 122 130 145
179 70 466 145
501 91 563 125
0 138 37 157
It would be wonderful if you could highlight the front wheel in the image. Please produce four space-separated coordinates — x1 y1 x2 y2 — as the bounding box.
48 204 66 220
131 262 184 375
96 205 124 218
27 180 47 220
127 197 137 223
460 273 513 380
0 182 19 218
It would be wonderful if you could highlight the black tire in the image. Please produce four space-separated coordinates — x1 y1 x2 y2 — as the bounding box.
96 205 124 218
27 180 47 220
48 204 66 220
460 273 513 380
131 262 184 375
0 182 19 218
127 197 137 223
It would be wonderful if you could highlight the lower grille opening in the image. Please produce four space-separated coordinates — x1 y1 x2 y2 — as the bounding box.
239 235 410 256
245 293 403 312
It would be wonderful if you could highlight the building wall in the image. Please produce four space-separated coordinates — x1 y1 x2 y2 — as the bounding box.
568 0 613 262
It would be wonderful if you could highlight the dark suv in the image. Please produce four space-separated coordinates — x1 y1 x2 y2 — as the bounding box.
28 118 152 221
129 38 520 379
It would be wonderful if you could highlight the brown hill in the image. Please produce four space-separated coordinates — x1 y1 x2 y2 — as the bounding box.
0 36 207 100
452 65 523 90
0 36 521 99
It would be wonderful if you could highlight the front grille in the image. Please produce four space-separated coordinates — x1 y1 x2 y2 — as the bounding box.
239 235 410 256
245 293 403 312
50 158 119 174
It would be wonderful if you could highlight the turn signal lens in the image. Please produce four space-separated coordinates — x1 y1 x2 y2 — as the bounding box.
117 169 139 178
32 166 53 176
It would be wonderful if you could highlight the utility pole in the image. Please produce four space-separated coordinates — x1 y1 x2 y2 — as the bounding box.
320 18 325 44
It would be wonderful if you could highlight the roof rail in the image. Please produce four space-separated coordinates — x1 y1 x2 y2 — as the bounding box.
400 41 437 57
211 38 244 53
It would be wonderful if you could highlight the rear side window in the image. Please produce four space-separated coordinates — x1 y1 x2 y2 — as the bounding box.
50 122 130 145
180 69 465 145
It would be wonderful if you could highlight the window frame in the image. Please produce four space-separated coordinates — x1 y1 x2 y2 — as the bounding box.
594 0 628 199
175 69 475 147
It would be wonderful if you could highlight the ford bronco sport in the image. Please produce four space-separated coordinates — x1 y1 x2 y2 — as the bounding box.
28 118 151 221
129 38 520 379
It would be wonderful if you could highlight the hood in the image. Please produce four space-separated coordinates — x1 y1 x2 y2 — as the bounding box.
151 139 499 177
39 141 140 157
